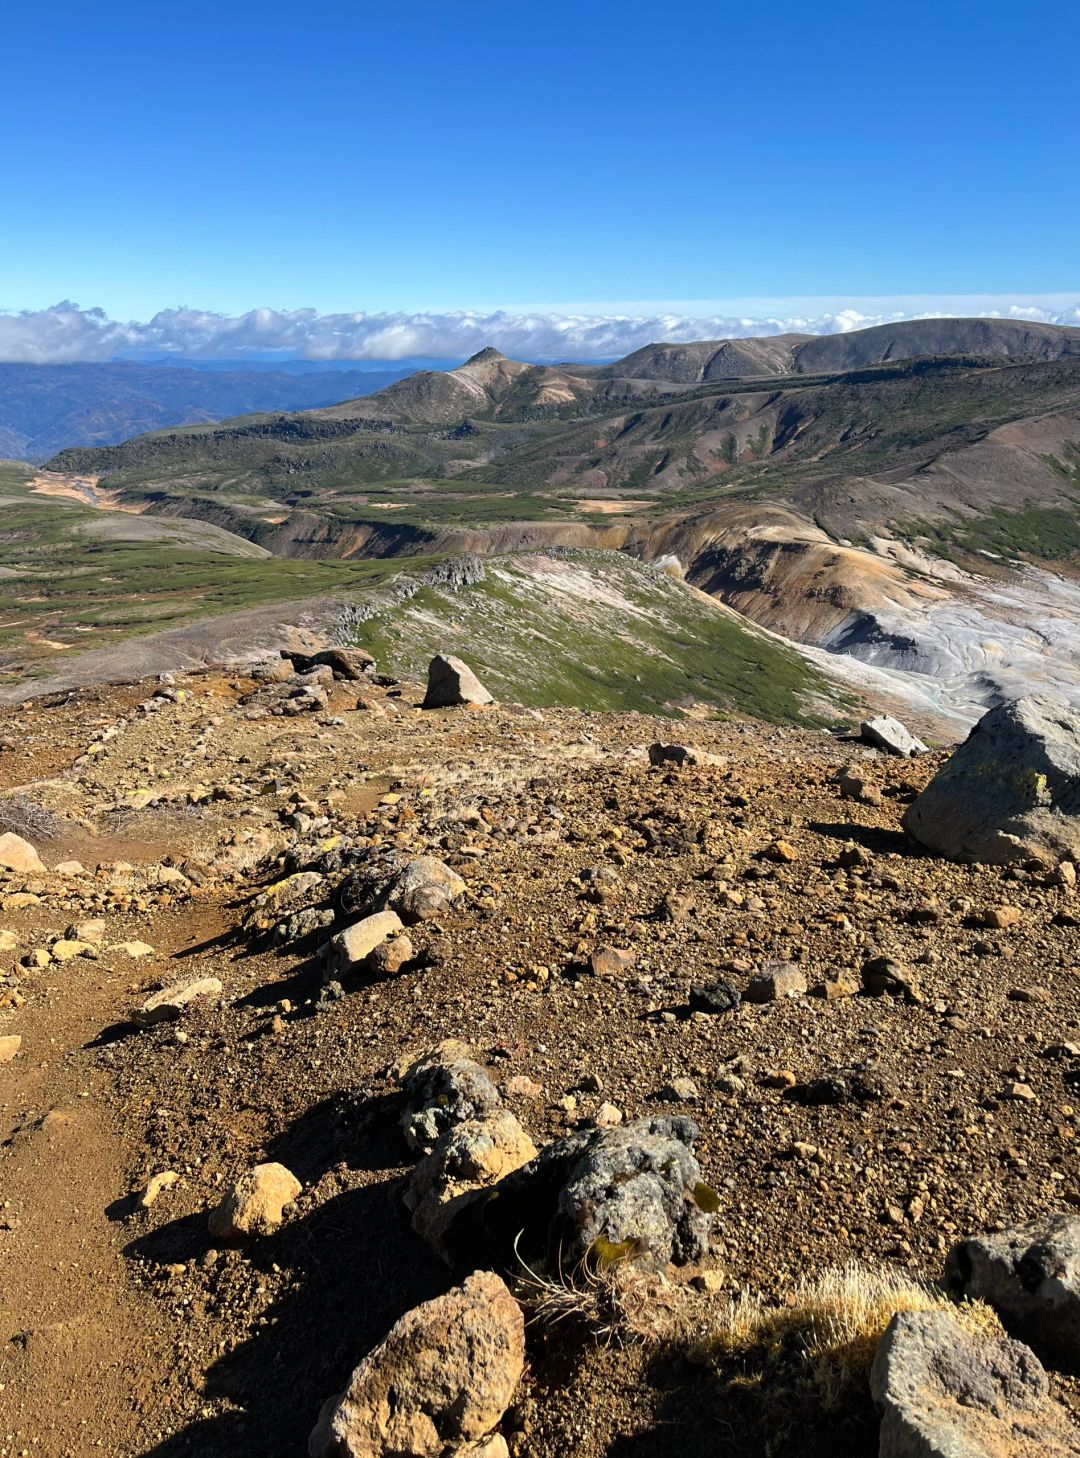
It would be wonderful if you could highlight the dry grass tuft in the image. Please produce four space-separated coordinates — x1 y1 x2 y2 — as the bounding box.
513 1241 684 1347
698 1263 1001 1408
0 795 64 844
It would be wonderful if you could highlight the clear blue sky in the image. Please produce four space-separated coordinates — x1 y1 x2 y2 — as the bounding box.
3 0 1077 318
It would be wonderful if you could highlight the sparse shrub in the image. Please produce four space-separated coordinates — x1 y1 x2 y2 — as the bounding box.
0 795 64 843
697 1263 1001 1409
513 1241 683 1348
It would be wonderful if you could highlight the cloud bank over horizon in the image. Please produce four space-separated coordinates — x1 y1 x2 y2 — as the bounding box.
1 298 1079 366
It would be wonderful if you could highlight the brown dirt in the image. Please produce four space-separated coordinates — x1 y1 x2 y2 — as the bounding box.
1 672 1079 1456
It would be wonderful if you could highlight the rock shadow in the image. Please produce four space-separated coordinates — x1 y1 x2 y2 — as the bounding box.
132 1174 448 1457
808 821 913 856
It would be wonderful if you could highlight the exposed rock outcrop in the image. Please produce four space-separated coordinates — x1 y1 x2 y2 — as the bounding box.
904 694 1080 864
945 1213 1080 1360
871 1307 1080 1457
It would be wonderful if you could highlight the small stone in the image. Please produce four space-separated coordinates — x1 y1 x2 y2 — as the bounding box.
0 929 18 952
0 1034 21 1063
660 1077 700 1103
595 1102 623 1127
764 839 798 863
589 945 637 978
71 919 106 945
690 1268 726 1294
116 941 154 958
764 1069 797 1089
819 971 860 1000
744 961 807 1003
689 979 740 1015
506 1075 542 1099
862 955 921 1002
1002 1082 1037 1101
981 905 1023 930
367 935 414 978
141 1171 179 1208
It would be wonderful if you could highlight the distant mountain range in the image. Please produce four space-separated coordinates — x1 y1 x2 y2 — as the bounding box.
0 360 415 461
43 317 1080 715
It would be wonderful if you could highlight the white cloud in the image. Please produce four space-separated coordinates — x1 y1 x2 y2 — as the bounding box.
0 297 1078 365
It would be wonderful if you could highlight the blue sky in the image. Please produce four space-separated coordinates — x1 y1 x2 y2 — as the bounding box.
3 0 1077 328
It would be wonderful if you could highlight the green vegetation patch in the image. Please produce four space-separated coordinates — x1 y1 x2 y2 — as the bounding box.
910 501 1080 563
349 550 837 724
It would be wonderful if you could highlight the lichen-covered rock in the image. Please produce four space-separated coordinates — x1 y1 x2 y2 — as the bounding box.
243 871 325 934
208 1162 301 1238
945 1213 1080 1360
904 694 1080 864
308 1270 524 1458
444 1116 717 1275
406 1109 538 1262
871 1308 1080 1457
400 1041 503 1153
422 655 494 710
383 857 466 924
555 1116 715 1268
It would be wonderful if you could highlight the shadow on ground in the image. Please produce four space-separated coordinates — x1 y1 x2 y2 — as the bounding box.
131 1091 448 1458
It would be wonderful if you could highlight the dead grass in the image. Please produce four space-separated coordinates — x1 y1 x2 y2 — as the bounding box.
513 1241 685 1347
0 794 65 843
696 1263 1001 1409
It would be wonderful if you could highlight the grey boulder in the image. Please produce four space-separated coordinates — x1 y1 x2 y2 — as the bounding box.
400 1041 503 1154
383 856 466 924
904 694 1080 864
861 715 928 757
422 654 494 709
945 1212 1080 1360
871 1307 1080 1457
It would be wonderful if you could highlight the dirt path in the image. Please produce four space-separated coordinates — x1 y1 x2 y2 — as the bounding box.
0 935 173 1458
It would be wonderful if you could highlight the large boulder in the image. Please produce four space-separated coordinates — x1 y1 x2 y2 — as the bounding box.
422 655 494 709
871 1307 1080 1457
861 716 928 757
0 832 45 875
945 1213 1080 1360
383 857 466 924
903 694 1080 864
436 1116 717 1275
308 1270 524 1458
400 1041 503 1154
405 1109 538 1263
